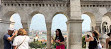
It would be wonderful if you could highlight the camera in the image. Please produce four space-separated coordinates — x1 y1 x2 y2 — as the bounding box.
87 34 90 38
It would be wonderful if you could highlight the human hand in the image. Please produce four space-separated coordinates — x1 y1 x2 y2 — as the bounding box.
13 30 18 36
56 40 60 43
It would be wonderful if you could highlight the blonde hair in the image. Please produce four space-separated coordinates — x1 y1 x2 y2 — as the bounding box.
18 28 27 35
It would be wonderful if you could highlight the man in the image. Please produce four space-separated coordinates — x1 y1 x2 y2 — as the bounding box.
3 28 18 49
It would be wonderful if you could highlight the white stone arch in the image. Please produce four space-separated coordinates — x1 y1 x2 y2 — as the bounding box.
82 12 96 31
102 12 111 33
1 11 22 37
2 11 17 21
2 11 22 27
29 11 47 42
51 12 68 37
29 11 47 30
29 11 45 21
104 12 111 19
51 12 69 33
102 22 108 34
52 12 69 20
29 11 46 23
28 11 46 28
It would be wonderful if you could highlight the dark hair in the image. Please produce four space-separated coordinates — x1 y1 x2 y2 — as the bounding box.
55 29 64 41
107 32 111 36
93 31 99 40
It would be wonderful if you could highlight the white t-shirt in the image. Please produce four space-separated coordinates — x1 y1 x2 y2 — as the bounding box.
13 35 30 49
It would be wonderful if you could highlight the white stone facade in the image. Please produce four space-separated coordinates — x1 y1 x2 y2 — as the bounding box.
0 0 111 49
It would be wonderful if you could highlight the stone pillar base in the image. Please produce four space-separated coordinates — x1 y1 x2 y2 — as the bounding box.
67 19 83 49
46 48 52 49
70 44 82 49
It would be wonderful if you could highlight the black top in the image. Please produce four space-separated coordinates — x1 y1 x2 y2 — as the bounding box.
89 37 97 49
108 41 111 46
55 36 64 42
55 36 64 46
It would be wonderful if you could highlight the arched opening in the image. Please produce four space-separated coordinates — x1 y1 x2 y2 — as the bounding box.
0 12 22 49
81 12 96 48
29 14 47 48
110 25 111 33
83 12 96 32
51 14 68 48
81 14 91 33
102 12 111 34
101 12 111 48
10 13 22 30
102 22 108 34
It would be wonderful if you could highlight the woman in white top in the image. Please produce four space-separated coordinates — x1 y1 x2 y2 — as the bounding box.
13 28 30 49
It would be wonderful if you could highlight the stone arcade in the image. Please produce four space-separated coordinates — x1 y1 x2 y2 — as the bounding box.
0 0 111 49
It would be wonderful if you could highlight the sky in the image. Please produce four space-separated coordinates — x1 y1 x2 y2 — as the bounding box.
81 14 91 32
10 13 91 32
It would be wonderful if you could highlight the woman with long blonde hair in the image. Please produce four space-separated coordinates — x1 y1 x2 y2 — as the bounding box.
13 28 30 49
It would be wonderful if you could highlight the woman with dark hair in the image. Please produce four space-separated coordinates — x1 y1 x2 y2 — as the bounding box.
53 29 65 49
106 32 111 49
85 30 100 49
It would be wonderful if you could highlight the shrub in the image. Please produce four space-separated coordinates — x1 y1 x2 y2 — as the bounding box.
82 36 86 48
29 41 46 48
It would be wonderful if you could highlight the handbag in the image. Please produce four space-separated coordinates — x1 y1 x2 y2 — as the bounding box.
17 37 26 49
95 38 102 49
98 42 102 49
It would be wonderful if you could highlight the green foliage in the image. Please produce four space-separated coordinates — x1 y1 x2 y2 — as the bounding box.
29 41 46 48
82 36 86 48
52 42 56 48
52 42 67 49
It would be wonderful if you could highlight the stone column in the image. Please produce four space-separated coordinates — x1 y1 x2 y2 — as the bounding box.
27 21 31 35
21 21 29 34
0 0 2 5
0 20 11 49
46 22 52 49
0 19 4 49
67 19 83 49
95 22 101 33
68 0 83 49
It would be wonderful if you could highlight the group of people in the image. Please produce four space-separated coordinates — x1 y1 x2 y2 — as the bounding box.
3 28 30 49
85 30 111 49
7 28 111 49
3 28 65 49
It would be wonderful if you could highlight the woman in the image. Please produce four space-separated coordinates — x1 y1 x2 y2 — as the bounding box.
53 29 65 49
106 32 111 49
13 28 30 49
85 30 99 49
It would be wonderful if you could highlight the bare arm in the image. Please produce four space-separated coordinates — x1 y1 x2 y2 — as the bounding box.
13 46 17 49
58 41 65 45
51 36 56 42
106 38 109 49
7 35 15 41
56 40 65 45
7 30 18 41
85 36 94 42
